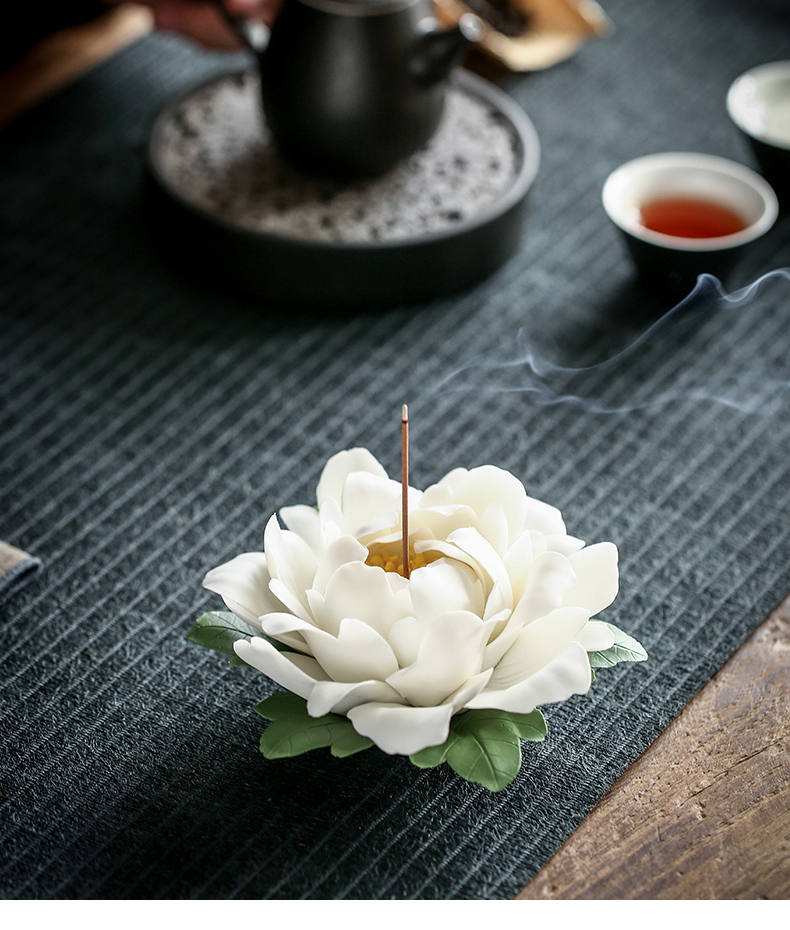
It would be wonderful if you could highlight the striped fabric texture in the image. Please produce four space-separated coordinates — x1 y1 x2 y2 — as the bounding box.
1 0 789 899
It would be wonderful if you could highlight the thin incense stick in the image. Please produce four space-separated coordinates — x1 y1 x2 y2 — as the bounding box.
401 404 410 579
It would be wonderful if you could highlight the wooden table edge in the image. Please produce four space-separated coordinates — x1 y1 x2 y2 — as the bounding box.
0 4 153 130
517 595 790 899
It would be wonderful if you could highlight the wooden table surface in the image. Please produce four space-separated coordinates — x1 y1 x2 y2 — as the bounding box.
3 6 789 900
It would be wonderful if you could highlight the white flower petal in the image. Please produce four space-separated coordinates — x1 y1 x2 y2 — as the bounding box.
302 617 399 683
256 612 314 654
347 701 455 755
316 448 388 508
481 610 523 670
386 611 490 706
268 577 314 624
447 526 512 596
502 531 534 605
341 472 410 535
234 637 329 700
306 588 326 625
263 514 318 616
564 542 619 616
203 552 284 629
414 502 476 520
524 497 567 536
530 531 548 556
447 668 494 709
321 560 412 637
487 605 590 690
353 510 399 541
546 534 585 557
468 466 530 540
427 465 529 545
261 614 335 655
576 619 615 651
386 616 421 667
510 551 577 626
371 525 433 549
318 497 345 543
480 502 510 557
420 467 467 505
413 539 482 579
311 534 368 596
307 679 405 717
409 503 480 542
483 577 513 620
385 571 410 594
259 613 314 636
409 560 485 624
279 505 324 558
467 642 592 713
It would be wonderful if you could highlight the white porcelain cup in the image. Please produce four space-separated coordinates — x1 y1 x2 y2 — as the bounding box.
602 152 778 292
727 61 790 204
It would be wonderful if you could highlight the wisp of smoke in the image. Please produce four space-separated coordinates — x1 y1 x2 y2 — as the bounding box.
435 269 790 414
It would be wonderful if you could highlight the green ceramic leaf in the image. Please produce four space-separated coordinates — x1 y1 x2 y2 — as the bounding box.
255 692 373 759
409 735 457 769
588 622 648 668
254 696 538 787
445 711 522 792
329 727 375 759
255 691 309 720
409 708 545 787
499 708 547 742
187 611 257 656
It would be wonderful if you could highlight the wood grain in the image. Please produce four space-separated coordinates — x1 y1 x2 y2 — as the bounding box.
518 596 790 899
0 3 153 129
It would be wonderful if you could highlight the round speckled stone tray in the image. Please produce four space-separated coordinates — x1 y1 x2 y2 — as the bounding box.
146 69 540 308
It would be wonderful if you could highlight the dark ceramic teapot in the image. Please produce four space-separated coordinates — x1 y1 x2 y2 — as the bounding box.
220 0 482 177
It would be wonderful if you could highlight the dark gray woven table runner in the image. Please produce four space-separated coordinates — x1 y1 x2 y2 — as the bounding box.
1 0 789 899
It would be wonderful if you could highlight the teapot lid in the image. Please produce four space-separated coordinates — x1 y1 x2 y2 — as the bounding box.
299 0 418 15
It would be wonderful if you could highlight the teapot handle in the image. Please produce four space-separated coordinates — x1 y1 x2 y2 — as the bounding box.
213 0 270 54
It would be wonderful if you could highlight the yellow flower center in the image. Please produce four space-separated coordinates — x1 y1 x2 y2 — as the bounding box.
365 543 442 576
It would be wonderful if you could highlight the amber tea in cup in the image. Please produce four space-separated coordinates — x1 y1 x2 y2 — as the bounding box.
638 197 747 239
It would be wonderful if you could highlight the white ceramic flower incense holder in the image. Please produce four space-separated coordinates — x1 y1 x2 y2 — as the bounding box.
190 442 646 791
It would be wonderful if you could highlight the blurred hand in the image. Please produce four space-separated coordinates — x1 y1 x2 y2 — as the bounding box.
108 0 281 50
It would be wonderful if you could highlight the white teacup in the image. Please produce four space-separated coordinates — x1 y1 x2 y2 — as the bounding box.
727 61 790 204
